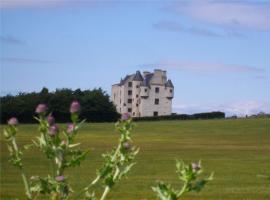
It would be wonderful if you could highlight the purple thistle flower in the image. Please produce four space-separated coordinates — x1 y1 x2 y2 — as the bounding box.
48 125 59 136
8 117 18 125
121 113 130 121
35 104 47 114
47 115 55 126
70 101 81 113
191 162 201 172
55 175 65 182
123 142 131 150
67 123 75 134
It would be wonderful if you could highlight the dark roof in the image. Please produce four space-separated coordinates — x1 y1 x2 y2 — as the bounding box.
133 71 144 81
117 70 172 88
142 73 154 87
165 79 174 88
119 74 134 85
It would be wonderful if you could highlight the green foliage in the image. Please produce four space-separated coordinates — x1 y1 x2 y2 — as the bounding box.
133 112 225 122
2 119 270 199
0 88 120 123
152 160 214 200
3 104 213 200
3 104 139 200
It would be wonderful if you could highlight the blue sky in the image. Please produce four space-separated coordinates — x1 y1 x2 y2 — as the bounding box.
1 0 270 116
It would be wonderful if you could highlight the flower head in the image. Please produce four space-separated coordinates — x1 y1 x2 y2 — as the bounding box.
8 117 18 125
67 123 75 134
55 175 65 182
60 140 67 147
47 114 55 126
70 101 81 113
191 162 201 172
123 142 131 151
121 113 130 121
35 104 47 114
48 125 59 136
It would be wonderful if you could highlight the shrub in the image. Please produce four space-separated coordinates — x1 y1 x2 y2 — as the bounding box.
133 112 225 122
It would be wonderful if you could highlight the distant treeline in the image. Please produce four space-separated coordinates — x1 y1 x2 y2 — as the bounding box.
133 112 225 121
0 87 120 123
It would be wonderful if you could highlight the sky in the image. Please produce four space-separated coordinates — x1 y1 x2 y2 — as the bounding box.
1 0 270 116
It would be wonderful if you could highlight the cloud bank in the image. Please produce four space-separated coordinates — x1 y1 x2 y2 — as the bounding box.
142 60 264 74
1 57 51 64
153 21 245 38
0 0 102 9
0 35 26 45
167 0 270 31
173 100 270 116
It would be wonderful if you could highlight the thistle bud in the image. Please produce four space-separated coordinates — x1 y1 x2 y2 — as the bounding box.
70 101 81 113
67 123 75 134
8 117 18 125
48 125 59 136
35 104 47 114
123 142 131 151
121 113 130 121
55 175 65 182
60 140 67 147
191 162 201 172
30 176 39 181
47 114 55 126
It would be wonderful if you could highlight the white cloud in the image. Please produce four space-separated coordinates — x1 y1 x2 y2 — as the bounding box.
173 100 270 116
143 60 264 74
0 0 98 9
153 21 245 38
168 0 270 31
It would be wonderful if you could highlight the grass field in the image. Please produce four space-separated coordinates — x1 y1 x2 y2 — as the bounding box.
1 118 270 200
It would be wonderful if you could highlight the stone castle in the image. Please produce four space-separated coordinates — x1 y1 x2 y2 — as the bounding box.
111 69 174 117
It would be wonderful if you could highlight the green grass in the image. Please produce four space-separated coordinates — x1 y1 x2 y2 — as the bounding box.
1 118 270 200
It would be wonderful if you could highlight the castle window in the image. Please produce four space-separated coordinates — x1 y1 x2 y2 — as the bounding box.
136 94 138 98
155 87 159 93
155 98 159 105
136 104 138 107
128 99 132 103
123 103 126 106
153 111 158 116
133 112 135 116
128 108 132 112
144 88 147 92
136 85 139 88
170 89 173 93
128 82 132 87
128 90 132 95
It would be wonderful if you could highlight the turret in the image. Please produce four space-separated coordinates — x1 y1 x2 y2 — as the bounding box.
165 79 174 99
140 80 149 98
132 71 143 116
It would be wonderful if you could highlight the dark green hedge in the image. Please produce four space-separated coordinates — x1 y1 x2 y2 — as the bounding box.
133 112 225 121
0 87 120 124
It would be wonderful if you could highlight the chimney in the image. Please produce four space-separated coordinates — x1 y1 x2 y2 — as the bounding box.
143 71 150 77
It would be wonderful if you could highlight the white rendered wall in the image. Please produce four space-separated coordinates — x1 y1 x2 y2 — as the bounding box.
140 85 172 117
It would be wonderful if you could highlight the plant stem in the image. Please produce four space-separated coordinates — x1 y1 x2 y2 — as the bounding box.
73 175 100 200
177 182 188 197
99 155 120 200
11 137 32 199
21 171 32 199
75 139 122 200
100 186 110 200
